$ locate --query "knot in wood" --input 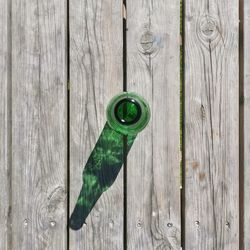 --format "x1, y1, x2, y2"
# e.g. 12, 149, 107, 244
201, 19, 216, 38
140, 31, 154, 53
197, 16, 221, 48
